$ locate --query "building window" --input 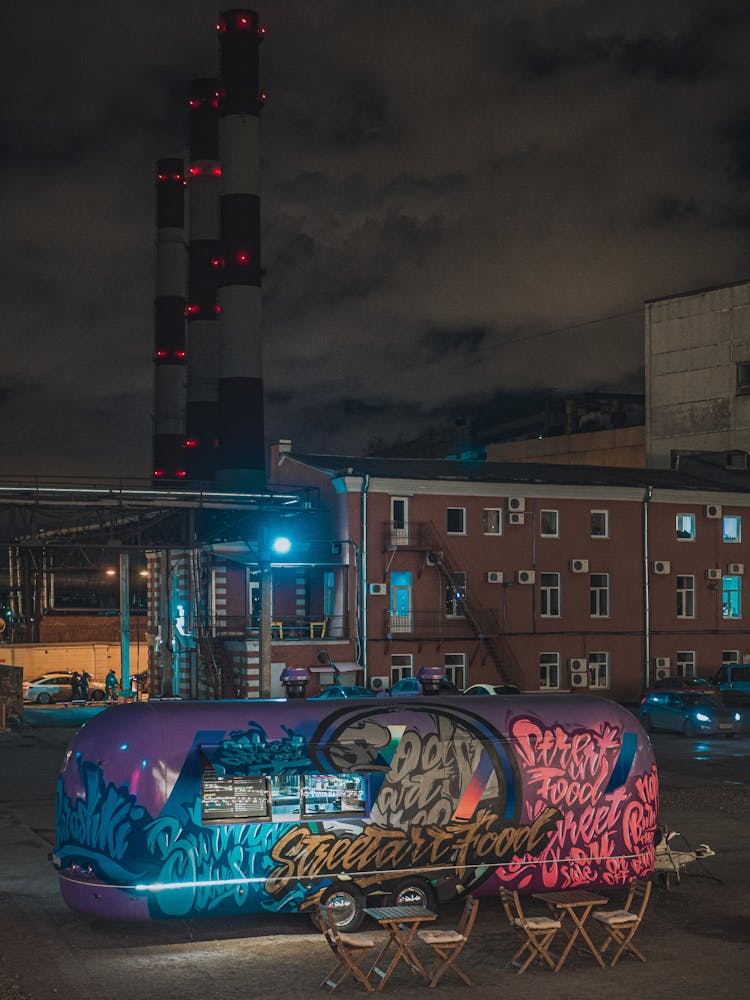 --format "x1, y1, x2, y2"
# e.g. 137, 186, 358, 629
445, 572, 467, 618
722, 649, 741, 665
588, 652, 610, 689
444, 653, 466, 689
722, 575, 742, 619
447, 507, 466, 535
590, 573, 610, 617
676, 513, 696, 540
590, 510, 609, 538
540, 510, 559, 537
483, 508, 502, 535
736, 361, 750, 395
676, 575, 696, 618
323, 570, 335, 617
390, 654, 413, 684
722, 515, 742, 543
539, 652, 560, 689
676, 651, 696, 679
540, 572, 561, 617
